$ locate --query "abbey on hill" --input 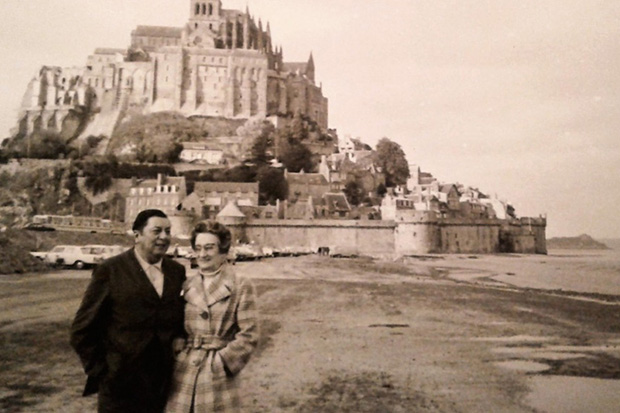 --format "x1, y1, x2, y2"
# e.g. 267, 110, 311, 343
15, 0, 328, 144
